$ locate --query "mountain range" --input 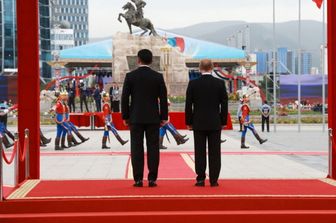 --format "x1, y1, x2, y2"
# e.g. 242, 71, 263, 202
169, 20, 326, 67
